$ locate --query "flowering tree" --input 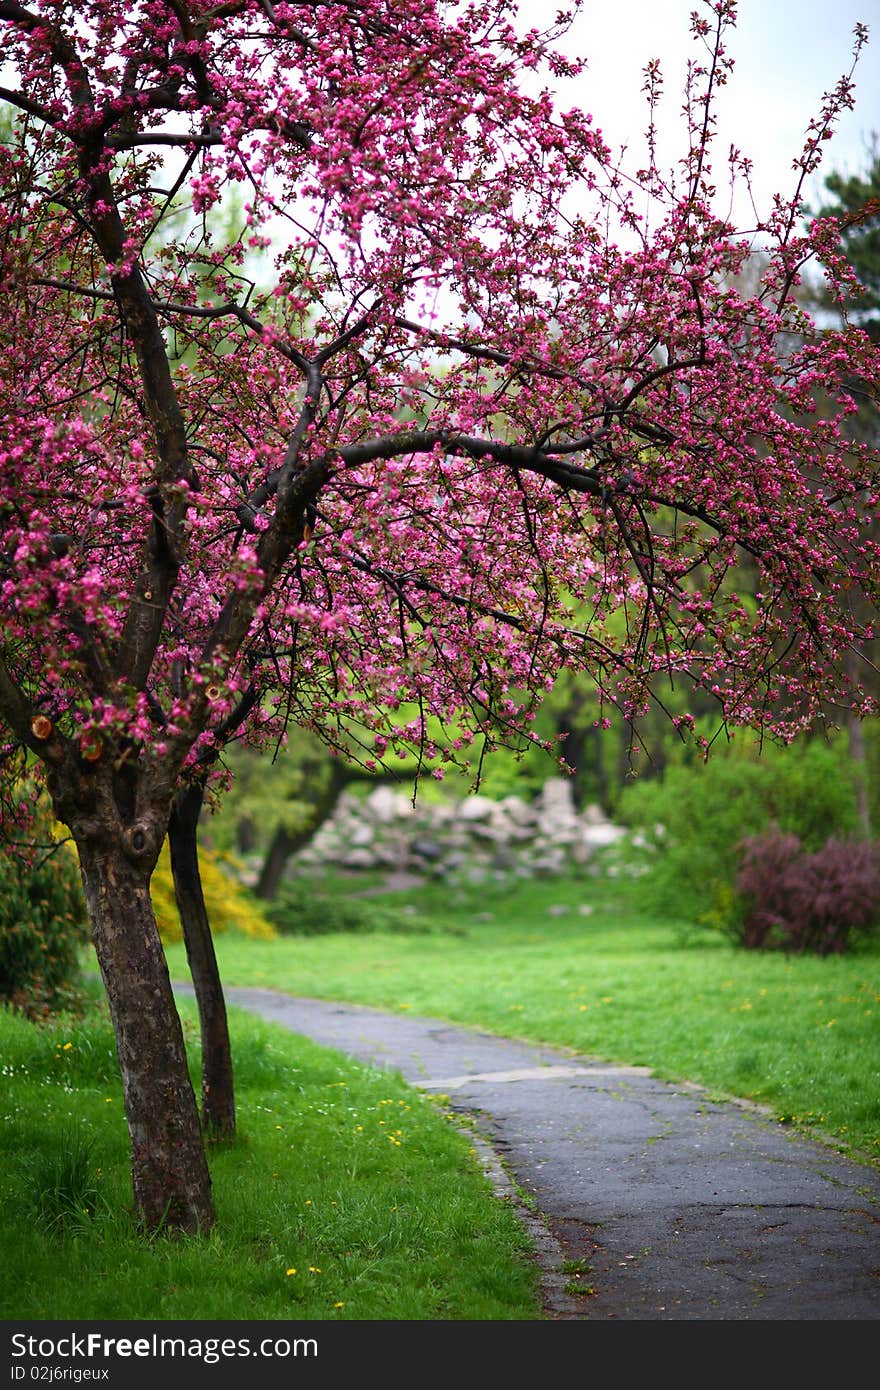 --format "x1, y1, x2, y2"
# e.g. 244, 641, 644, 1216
1, 0, 878, 1232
